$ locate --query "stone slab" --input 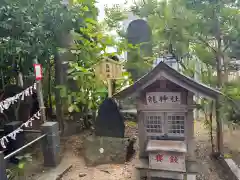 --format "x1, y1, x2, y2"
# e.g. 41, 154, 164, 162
186, 160, 198, 174
136, 168, 184, 180
41, 122, 59, 134
187, 174, 196, 180
83, 135, 128, 166
224, 158, 240, 180
36, 155, 69, 180
136, 158, 198, 175
146, 140, 187, 153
